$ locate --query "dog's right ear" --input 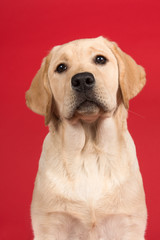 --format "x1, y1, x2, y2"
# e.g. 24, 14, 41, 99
25, 54, 52, 125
